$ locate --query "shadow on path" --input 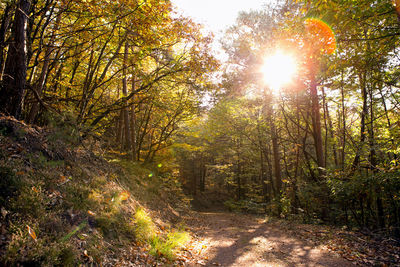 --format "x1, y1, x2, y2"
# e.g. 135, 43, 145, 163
188, 212, 353, 267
